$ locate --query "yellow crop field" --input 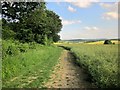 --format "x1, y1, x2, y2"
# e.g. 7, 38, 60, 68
86, 40, 120, 45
